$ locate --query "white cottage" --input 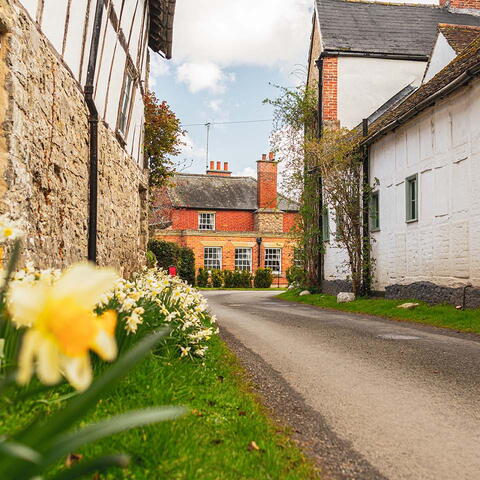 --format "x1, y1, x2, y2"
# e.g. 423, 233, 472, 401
363, 31, 480, 307
0, 0, 176, 275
